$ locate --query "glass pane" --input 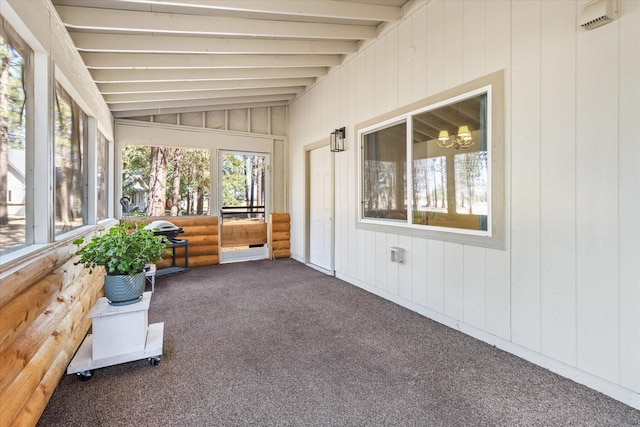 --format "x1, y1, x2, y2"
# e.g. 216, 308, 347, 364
55, 85, 86, 235
221, 153, 266, 223
178, 148, 211, 216
412, 156, 447, 225
0, 29, 27, 254
122, 145, 211, 217
454, 152, 488, 216
362, 122, 407, 221
96, 131, 108, 220
412, 93, 488, 231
